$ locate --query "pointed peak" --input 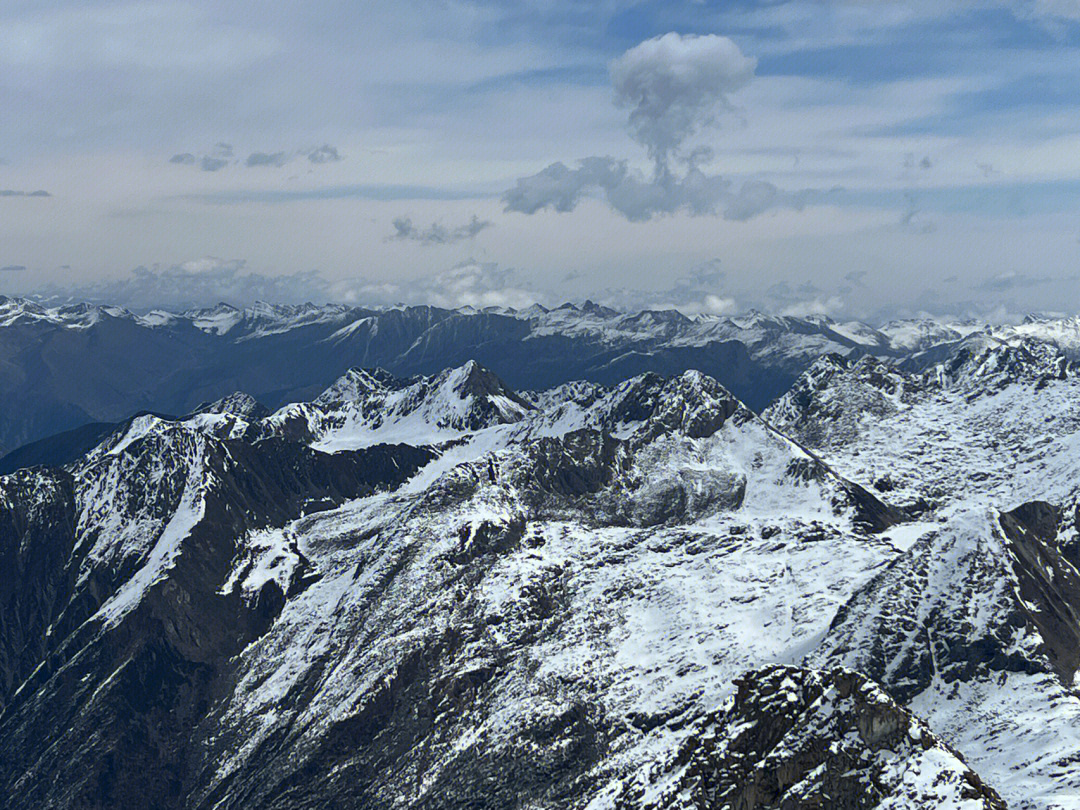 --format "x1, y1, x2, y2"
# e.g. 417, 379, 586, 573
194, 391, 269, 420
